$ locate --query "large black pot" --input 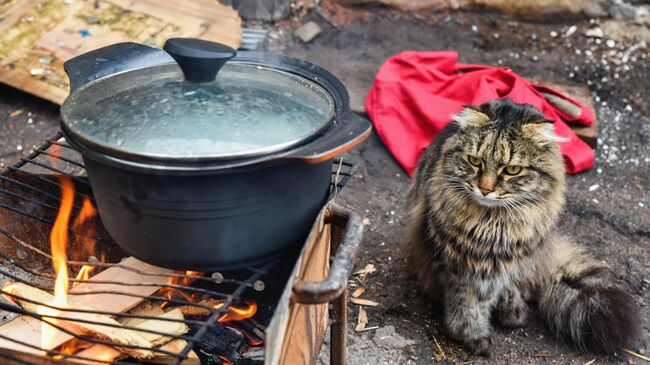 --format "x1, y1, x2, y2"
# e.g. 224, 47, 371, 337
60, 39, 371, 270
